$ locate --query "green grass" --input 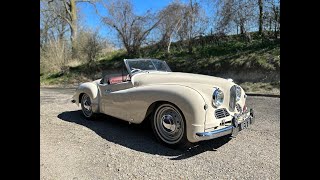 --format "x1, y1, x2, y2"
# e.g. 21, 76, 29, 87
40, 72, 86, 86
239, 81, 280, 95
40, 32, 280, 94
40, 50, 129, 86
